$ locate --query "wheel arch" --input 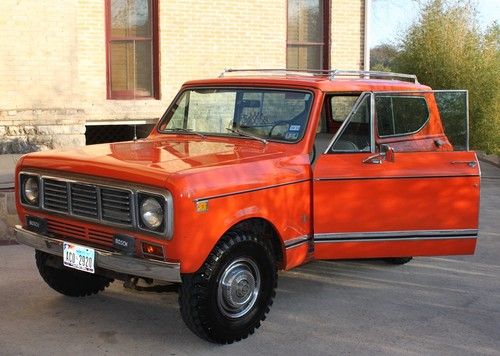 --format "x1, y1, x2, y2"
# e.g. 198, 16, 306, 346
224, 217, 285, 270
